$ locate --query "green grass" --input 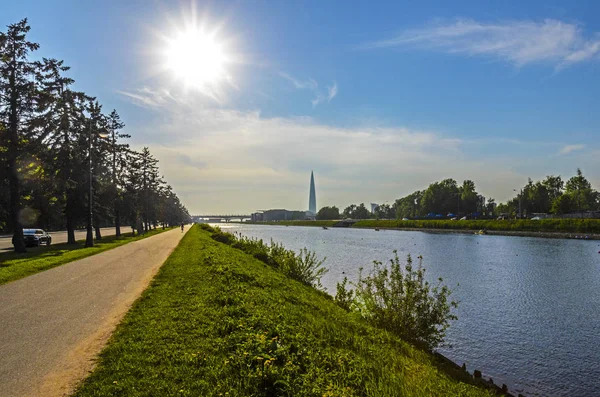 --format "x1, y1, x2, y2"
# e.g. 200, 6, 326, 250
353, 218, 600, 234
0, 227, 174, 285
249, 218, 600, 234
74, 225, 492, 397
